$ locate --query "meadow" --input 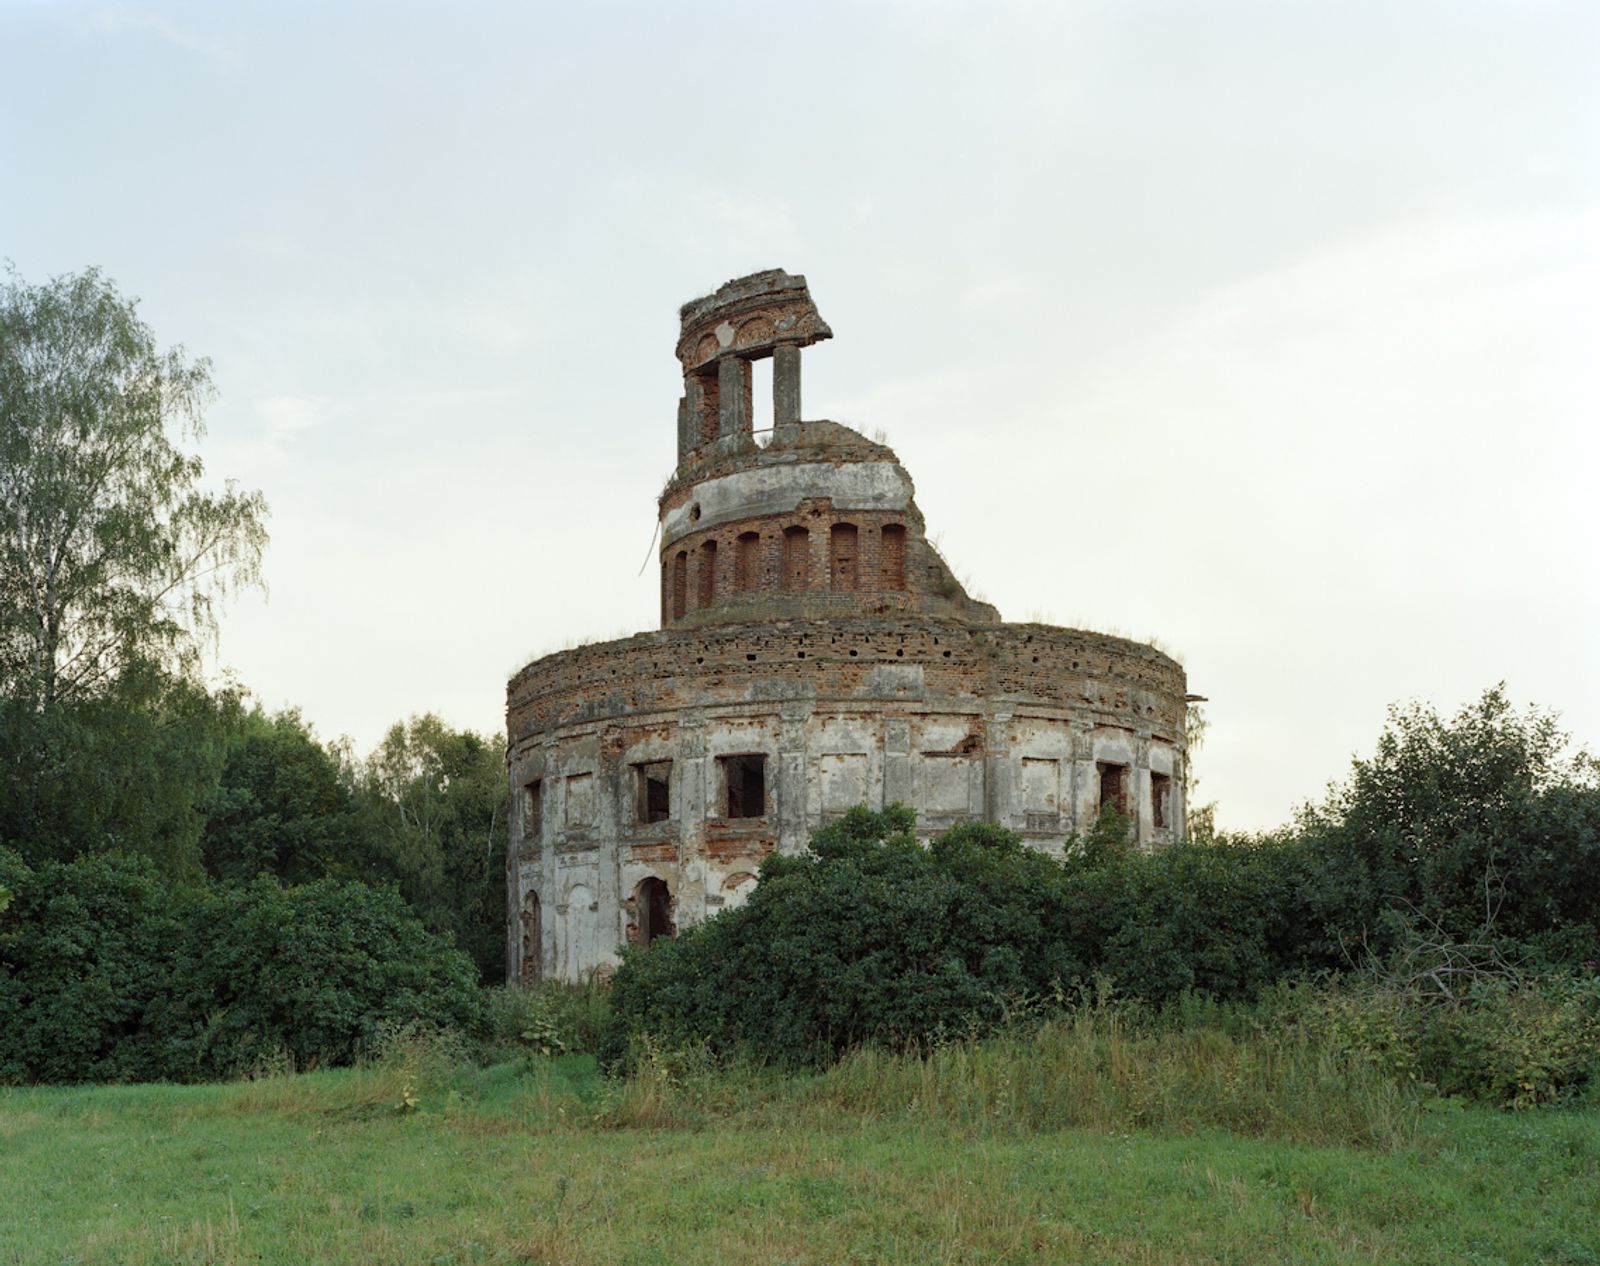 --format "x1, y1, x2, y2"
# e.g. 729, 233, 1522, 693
3, 1016, 1597, 1266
